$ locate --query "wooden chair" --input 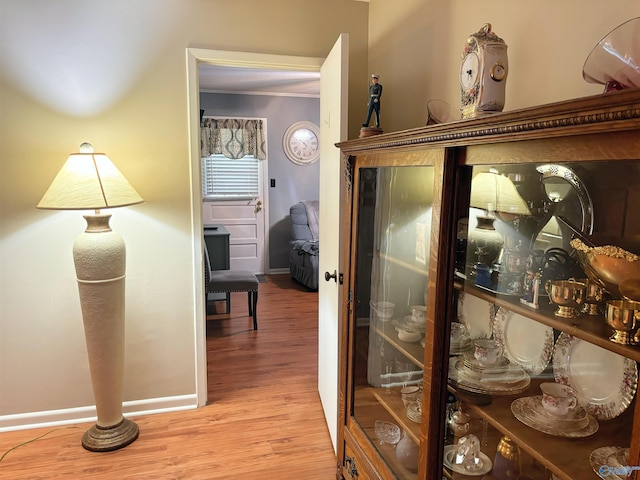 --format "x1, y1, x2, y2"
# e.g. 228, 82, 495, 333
204, 243, 258, 330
